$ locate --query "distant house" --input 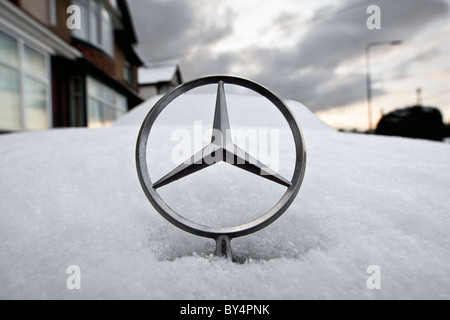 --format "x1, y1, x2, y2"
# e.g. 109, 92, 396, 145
138, 65, 183, 100
0, 0, 143, 132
